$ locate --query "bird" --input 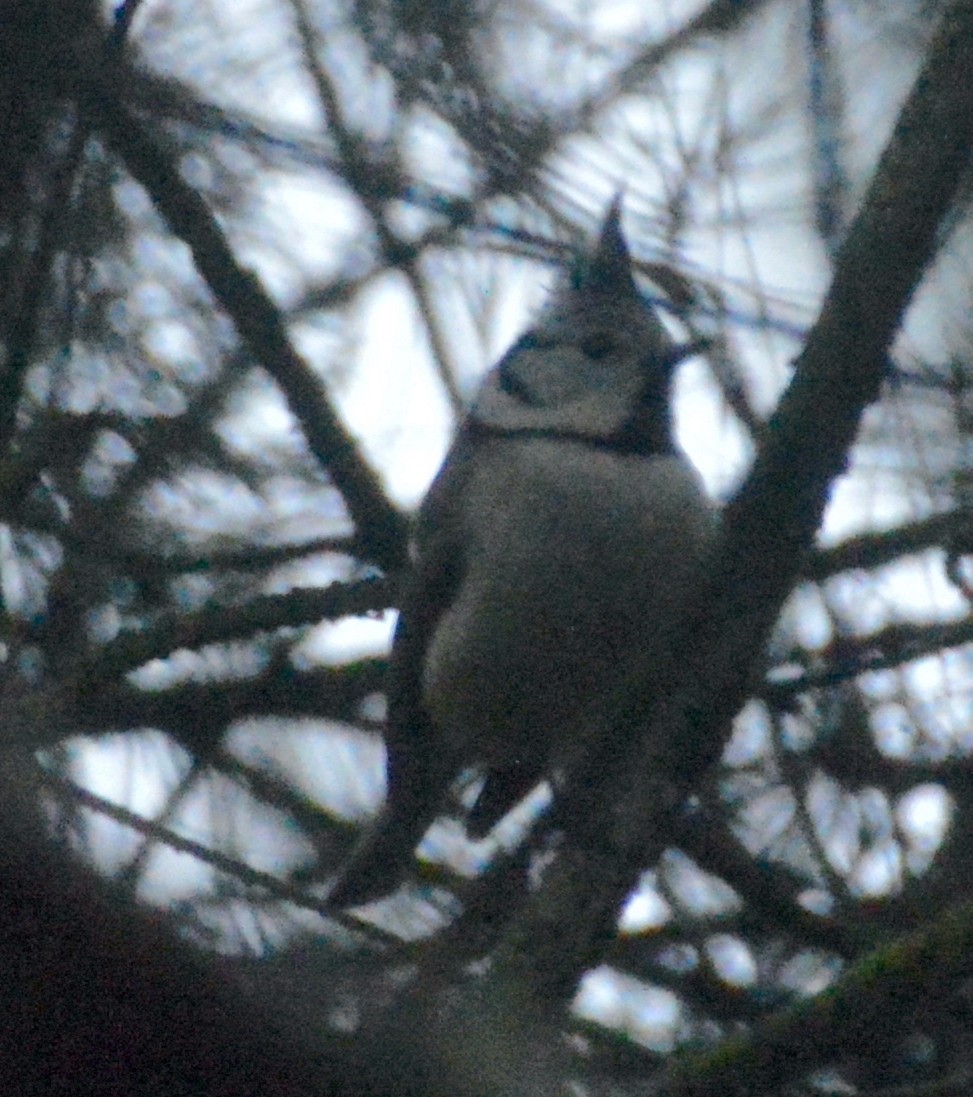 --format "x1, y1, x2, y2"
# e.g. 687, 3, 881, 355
327, 199, 716, 909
